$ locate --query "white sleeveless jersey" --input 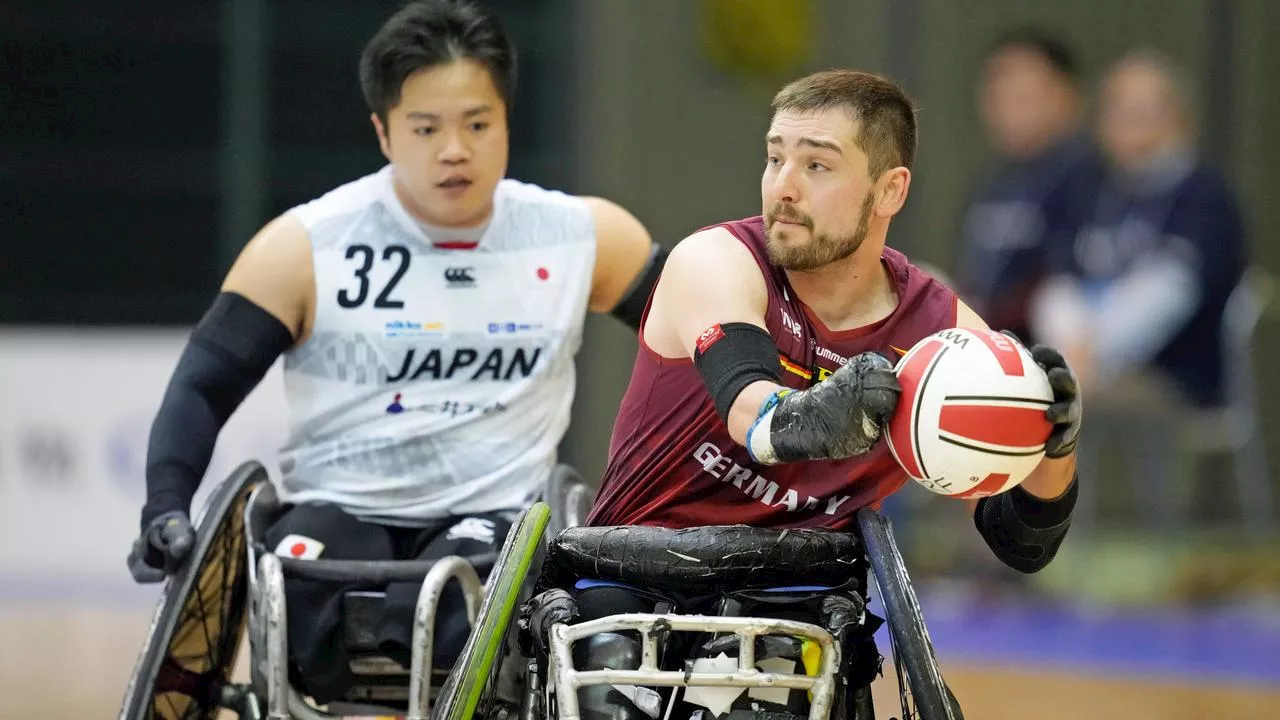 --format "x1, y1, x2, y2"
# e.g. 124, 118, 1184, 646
277, 166, 596, 524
